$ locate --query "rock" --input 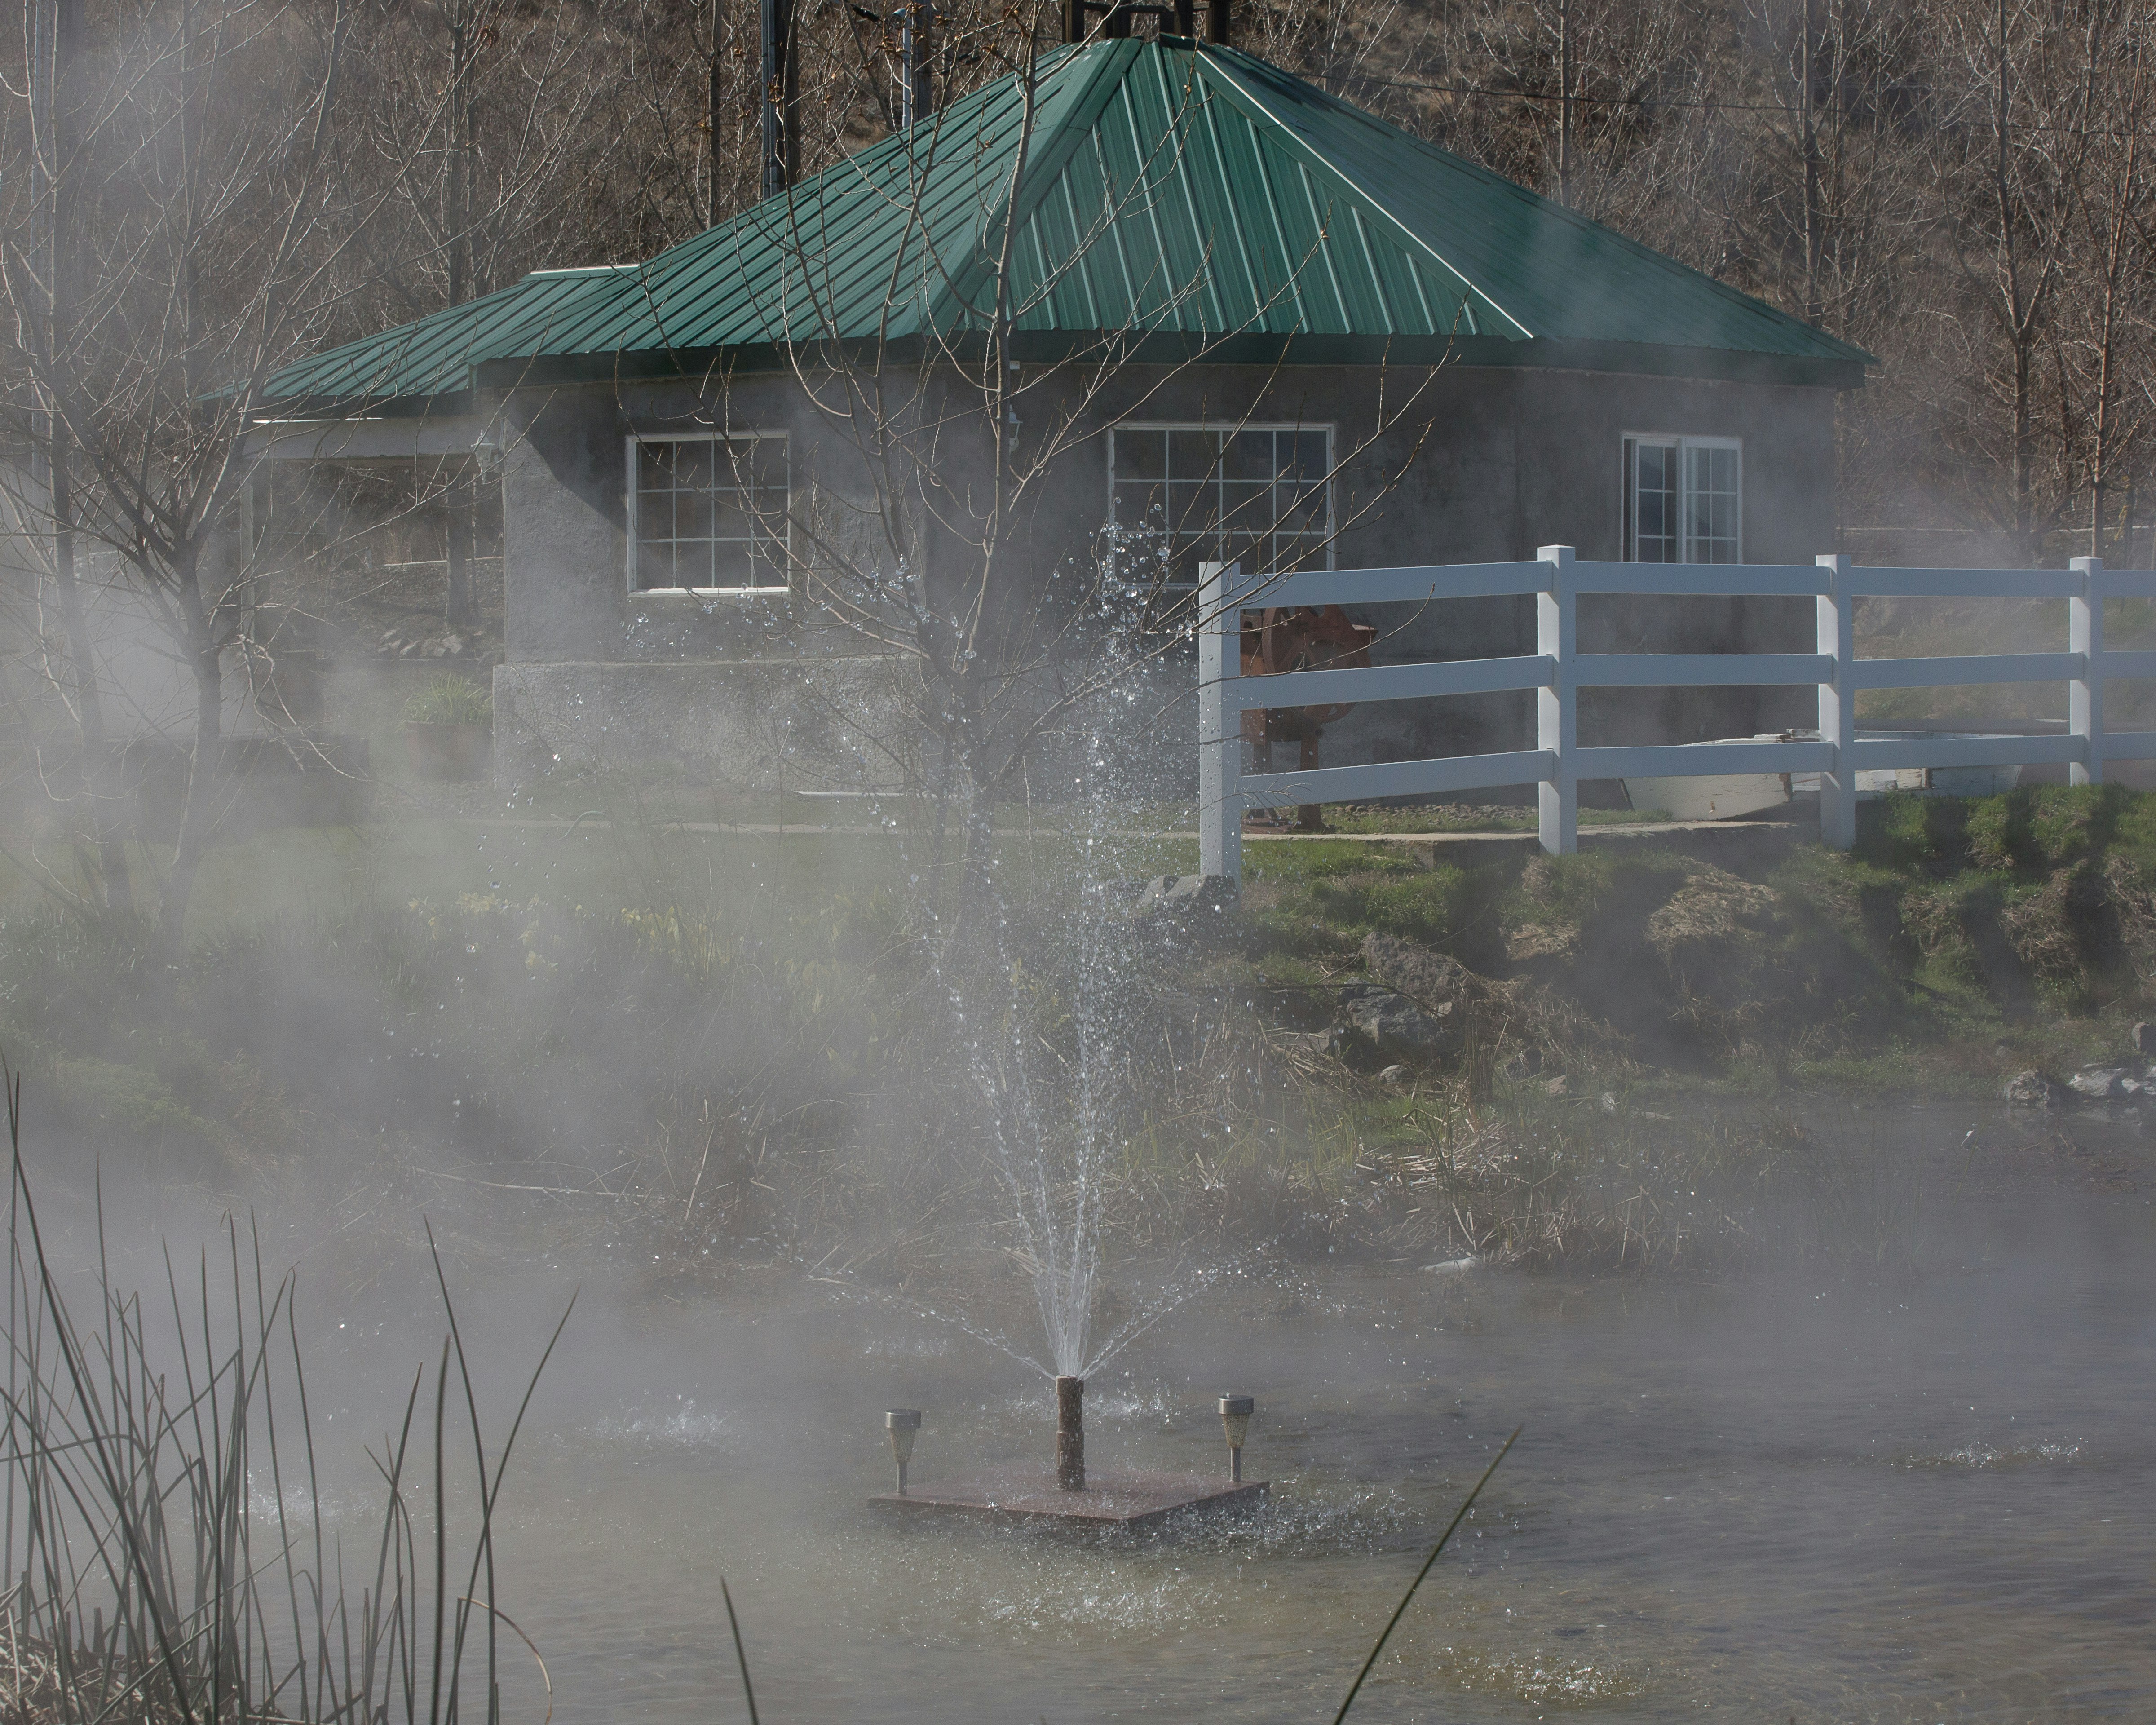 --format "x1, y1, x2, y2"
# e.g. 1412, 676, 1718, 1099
1131, 874, 1237, 918
2067, 1066, 2129, 1100
2004, 1070, 2056, 1106
1338, 985, 1457, 1062
2137, 1021, 2156, 1056
1361, 933, 1471, 1009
